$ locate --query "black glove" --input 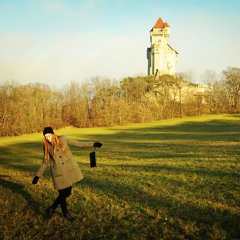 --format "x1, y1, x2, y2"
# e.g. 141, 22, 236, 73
93, 142, 102, 148
32, 176, 39, 184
